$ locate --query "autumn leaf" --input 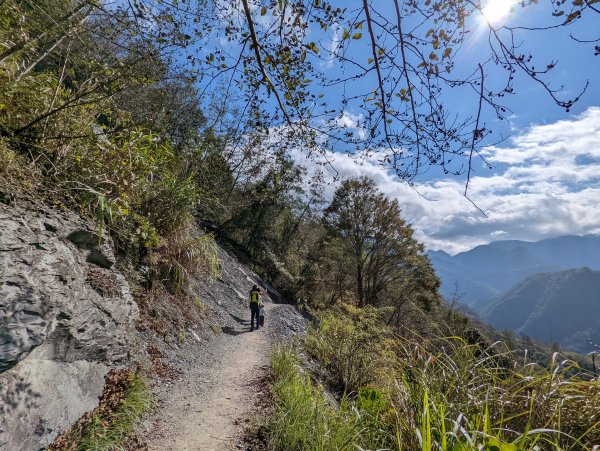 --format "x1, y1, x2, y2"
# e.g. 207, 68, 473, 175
307, 42, 320, 54
563, 11, 581, 24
